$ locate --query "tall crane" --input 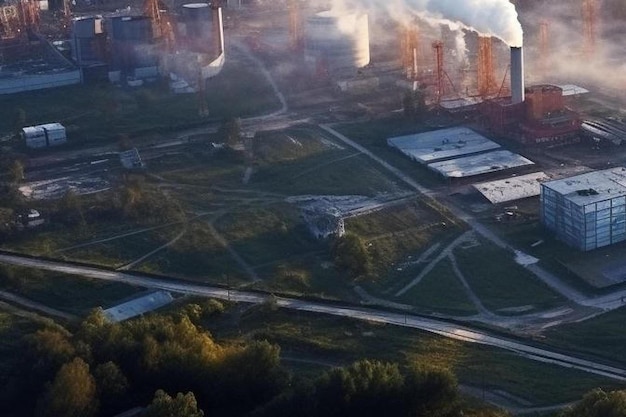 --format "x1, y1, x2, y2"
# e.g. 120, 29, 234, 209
144, 0, 162, 37
144, 0, 175, 50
